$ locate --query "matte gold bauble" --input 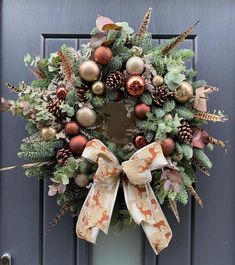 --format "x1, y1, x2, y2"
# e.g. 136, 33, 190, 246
74, 174, 89, 187
126, 56, 144, 75
161, 137, 175, 156
125, 75, 145, 97
79, 60, 100, 82
76, 107, 97, 127
69, 135, 88, 155
41, 127, 56, 141
174, 81, 193, 103
94, 46, 113, 65
152, 75, 164, 87
91, 81, 105, 95
172, 152, 184, 162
